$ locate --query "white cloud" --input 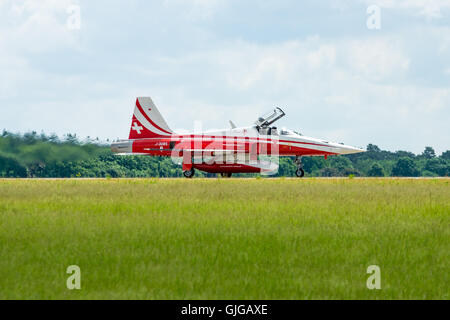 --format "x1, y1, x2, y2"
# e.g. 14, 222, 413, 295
0, 0, 448, 154
343, 38, 410, 81
360, 0, 450, 19
134, 36, 449, 153
193, 36, 409, 94
162, 0, 224, 20
0, 0, 80, 53
0, 50, 31, 98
